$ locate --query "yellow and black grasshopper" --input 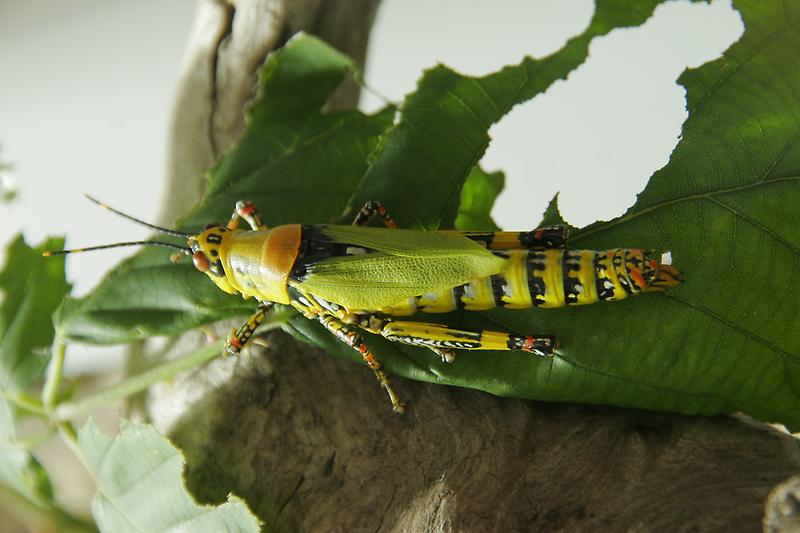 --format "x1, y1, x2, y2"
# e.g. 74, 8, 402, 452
46, 197, 681, 412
